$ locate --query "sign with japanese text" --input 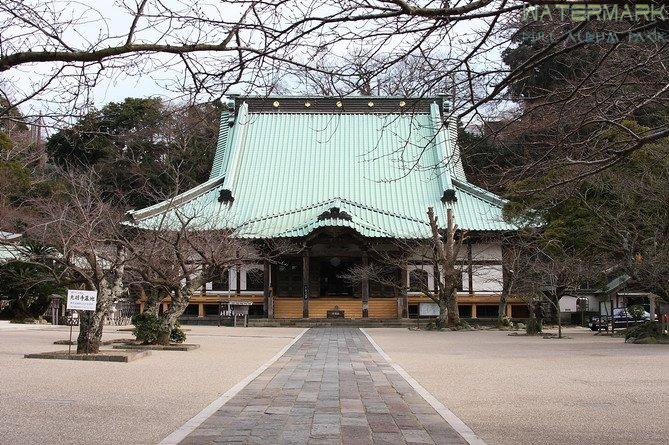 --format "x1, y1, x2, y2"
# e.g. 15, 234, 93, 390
66, 289, 98, 311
